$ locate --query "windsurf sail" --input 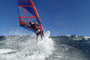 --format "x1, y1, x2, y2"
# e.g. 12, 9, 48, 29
18, 0, 43, 32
